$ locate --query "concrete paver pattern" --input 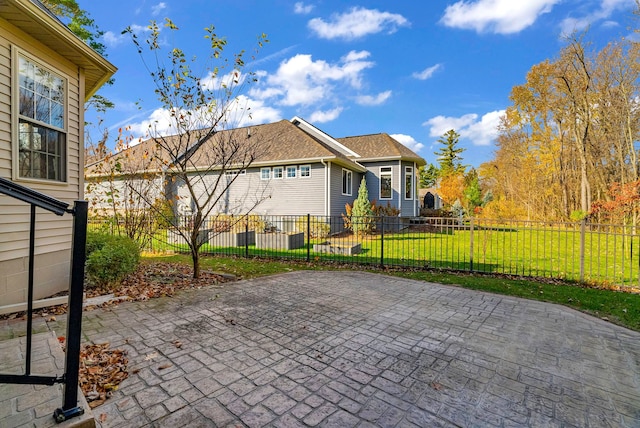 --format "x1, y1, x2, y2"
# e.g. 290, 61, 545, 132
38, 271, 640, 426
